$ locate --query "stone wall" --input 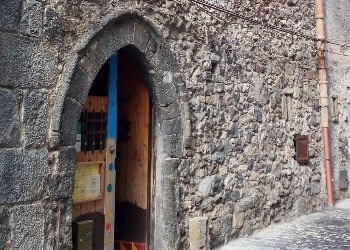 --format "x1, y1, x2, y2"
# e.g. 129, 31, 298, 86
324, 0, 350, 201
0, 0, 330, 249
